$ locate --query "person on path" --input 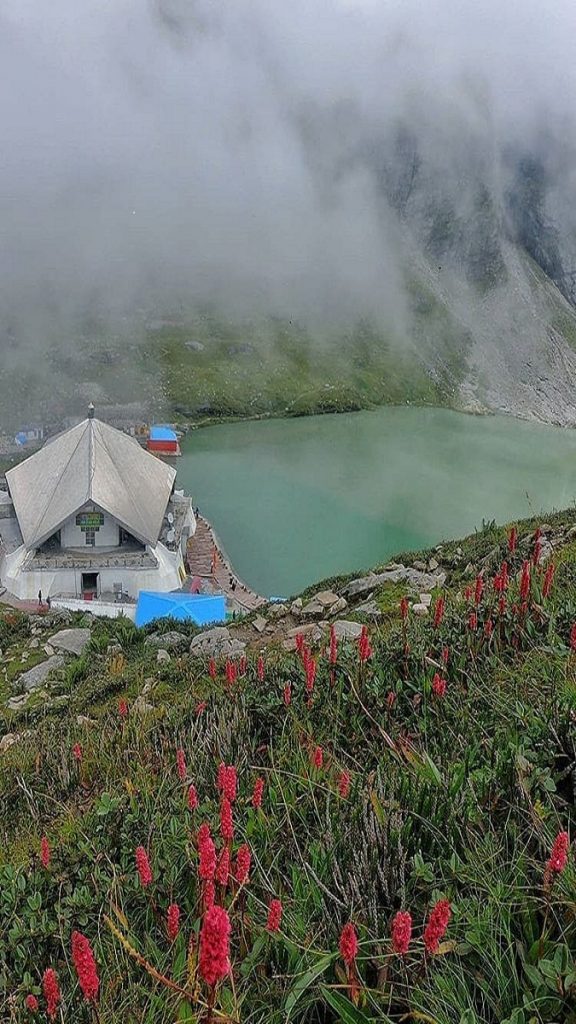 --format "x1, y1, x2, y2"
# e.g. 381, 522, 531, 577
46, 595, 51, 609
38, 589, 42, 606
